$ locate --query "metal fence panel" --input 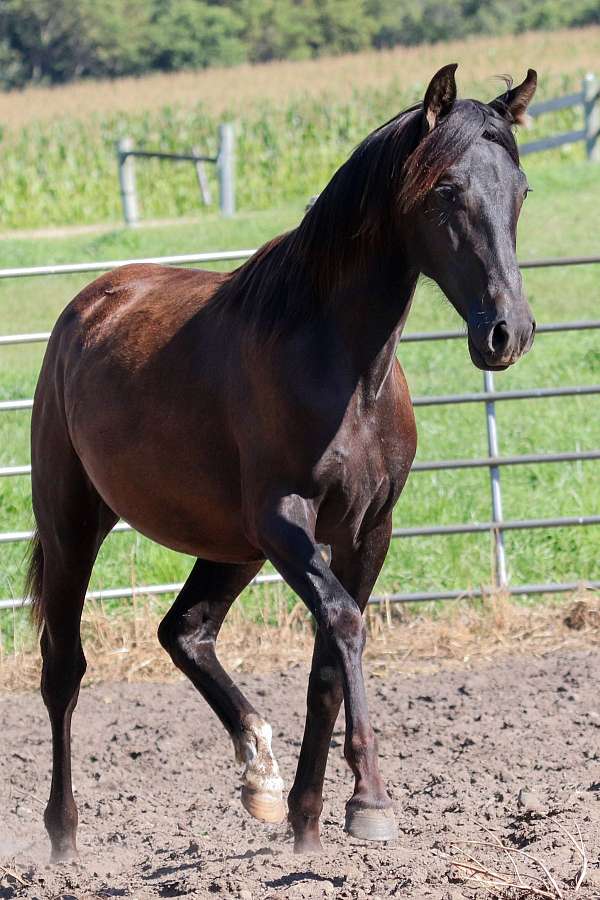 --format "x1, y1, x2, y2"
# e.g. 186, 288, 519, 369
0, 250, 598, 610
